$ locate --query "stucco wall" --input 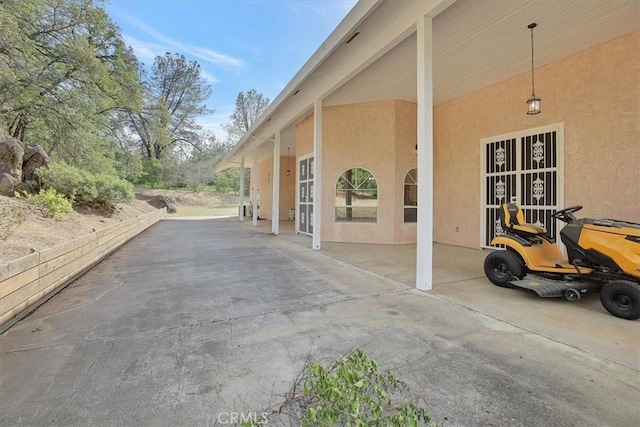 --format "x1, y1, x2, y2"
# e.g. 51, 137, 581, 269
257, 157, 271, 219
255, 156, 296, 221
297, 115, 314, 158
297, 100, 418, 244
323, 101, 396, 243
279, 156, 297, 219
393, 101, 418, 243
434, 31, 640, 248
291, 31, 638, 248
